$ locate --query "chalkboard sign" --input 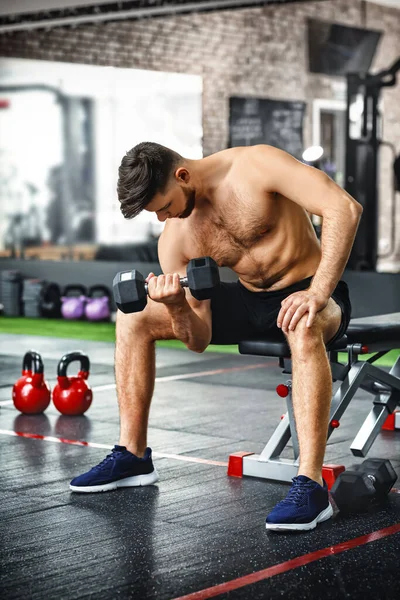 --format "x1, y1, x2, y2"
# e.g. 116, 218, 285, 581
229, 97, 306, 159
